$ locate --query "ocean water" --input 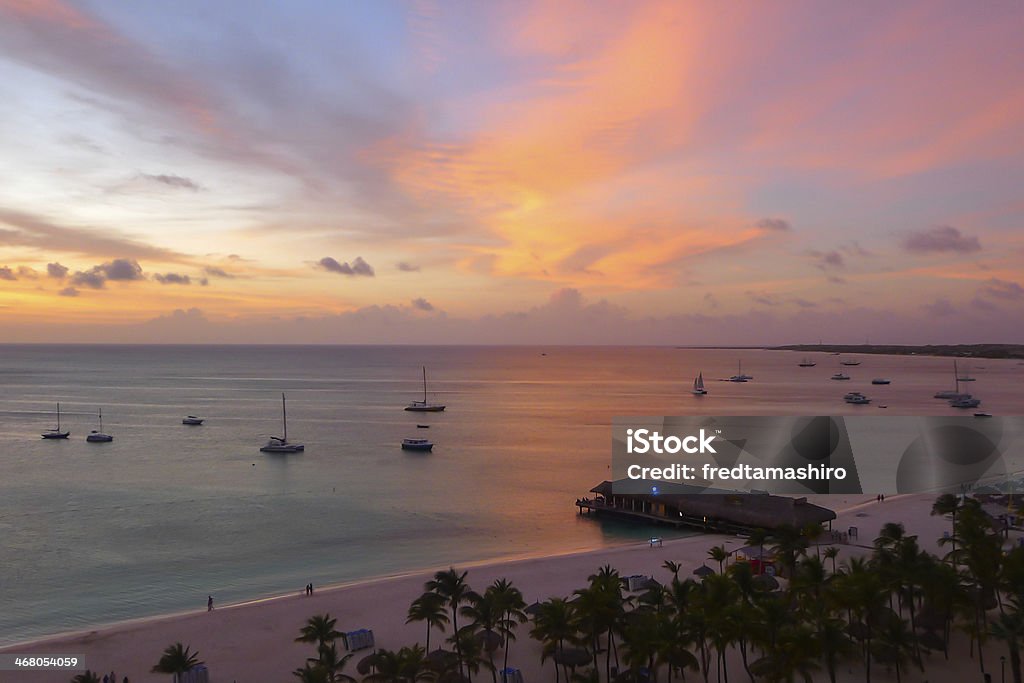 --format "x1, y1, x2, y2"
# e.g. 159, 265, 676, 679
0, 344, 1022, 645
